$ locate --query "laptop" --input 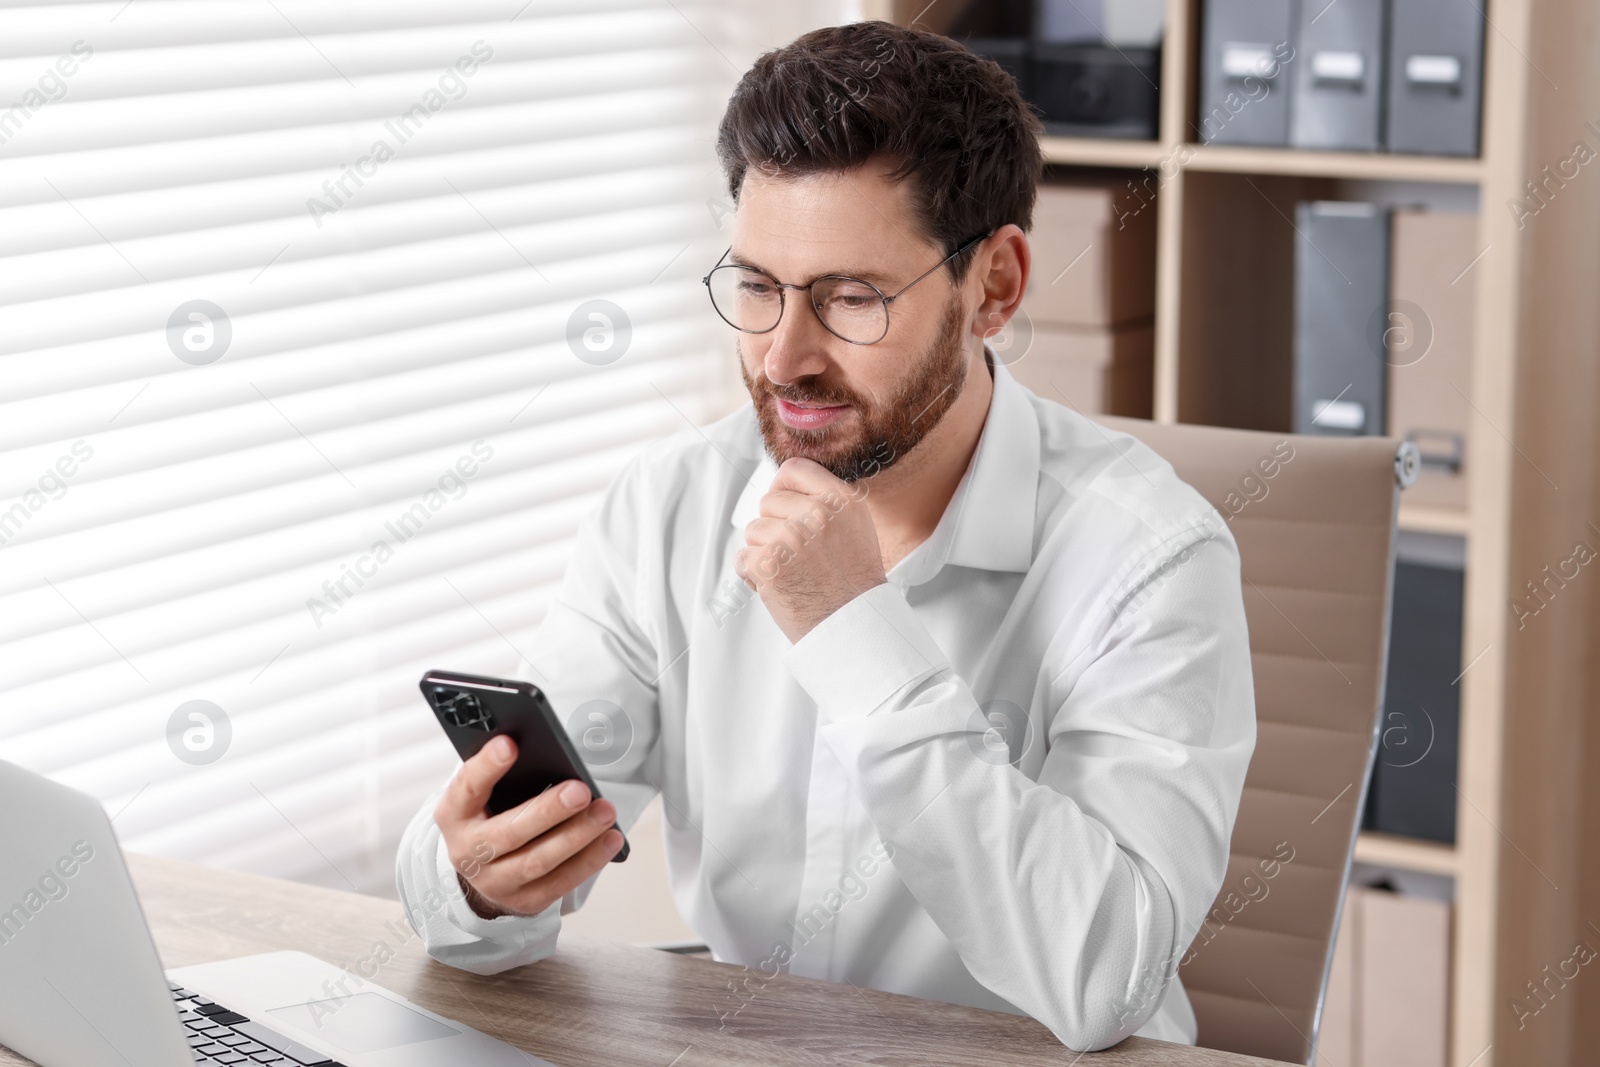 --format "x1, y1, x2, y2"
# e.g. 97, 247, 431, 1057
0, 760, 554, 1067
